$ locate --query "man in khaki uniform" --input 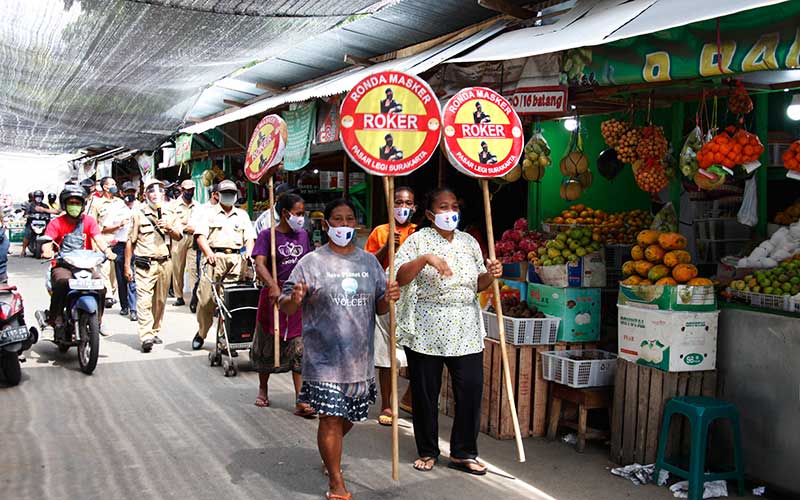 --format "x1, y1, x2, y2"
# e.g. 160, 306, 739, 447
125, 179, 182, 353
90, 176, 122, 307
169, 179, 197, 306
192, 179, 255, 350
